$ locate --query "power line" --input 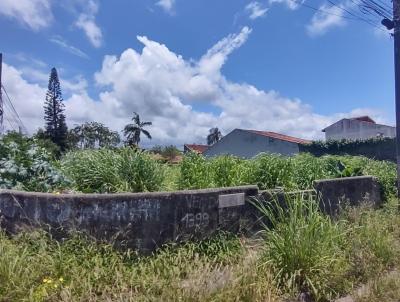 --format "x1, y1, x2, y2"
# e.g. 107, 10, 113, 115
291, 0, 390, 33
1, 85, 28, 134
326, 0, 390, 32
